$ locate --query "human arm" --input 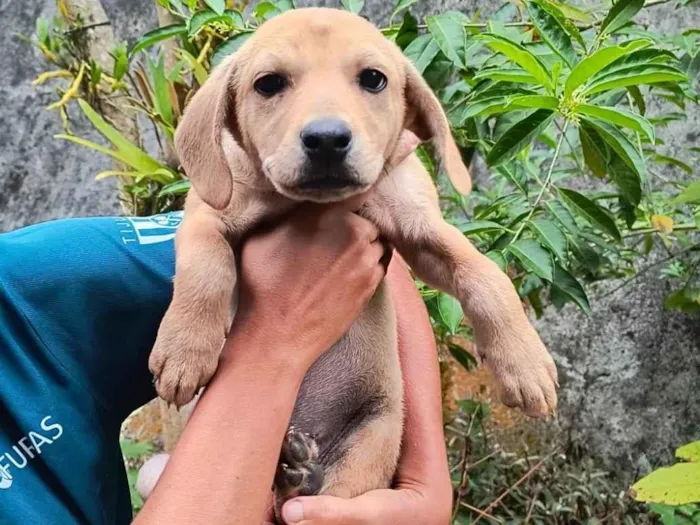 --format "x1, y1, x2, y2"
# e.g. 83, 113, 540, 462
134, 204, 389, 525
278, 254, 453, 525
